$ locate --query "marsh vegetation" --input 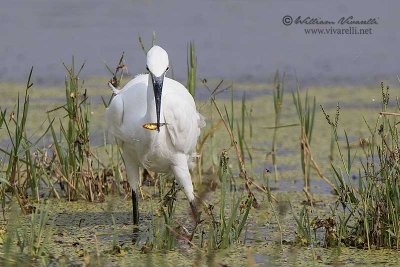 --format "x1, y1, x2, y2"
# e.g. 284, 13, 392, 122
0, 40, 399, 266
